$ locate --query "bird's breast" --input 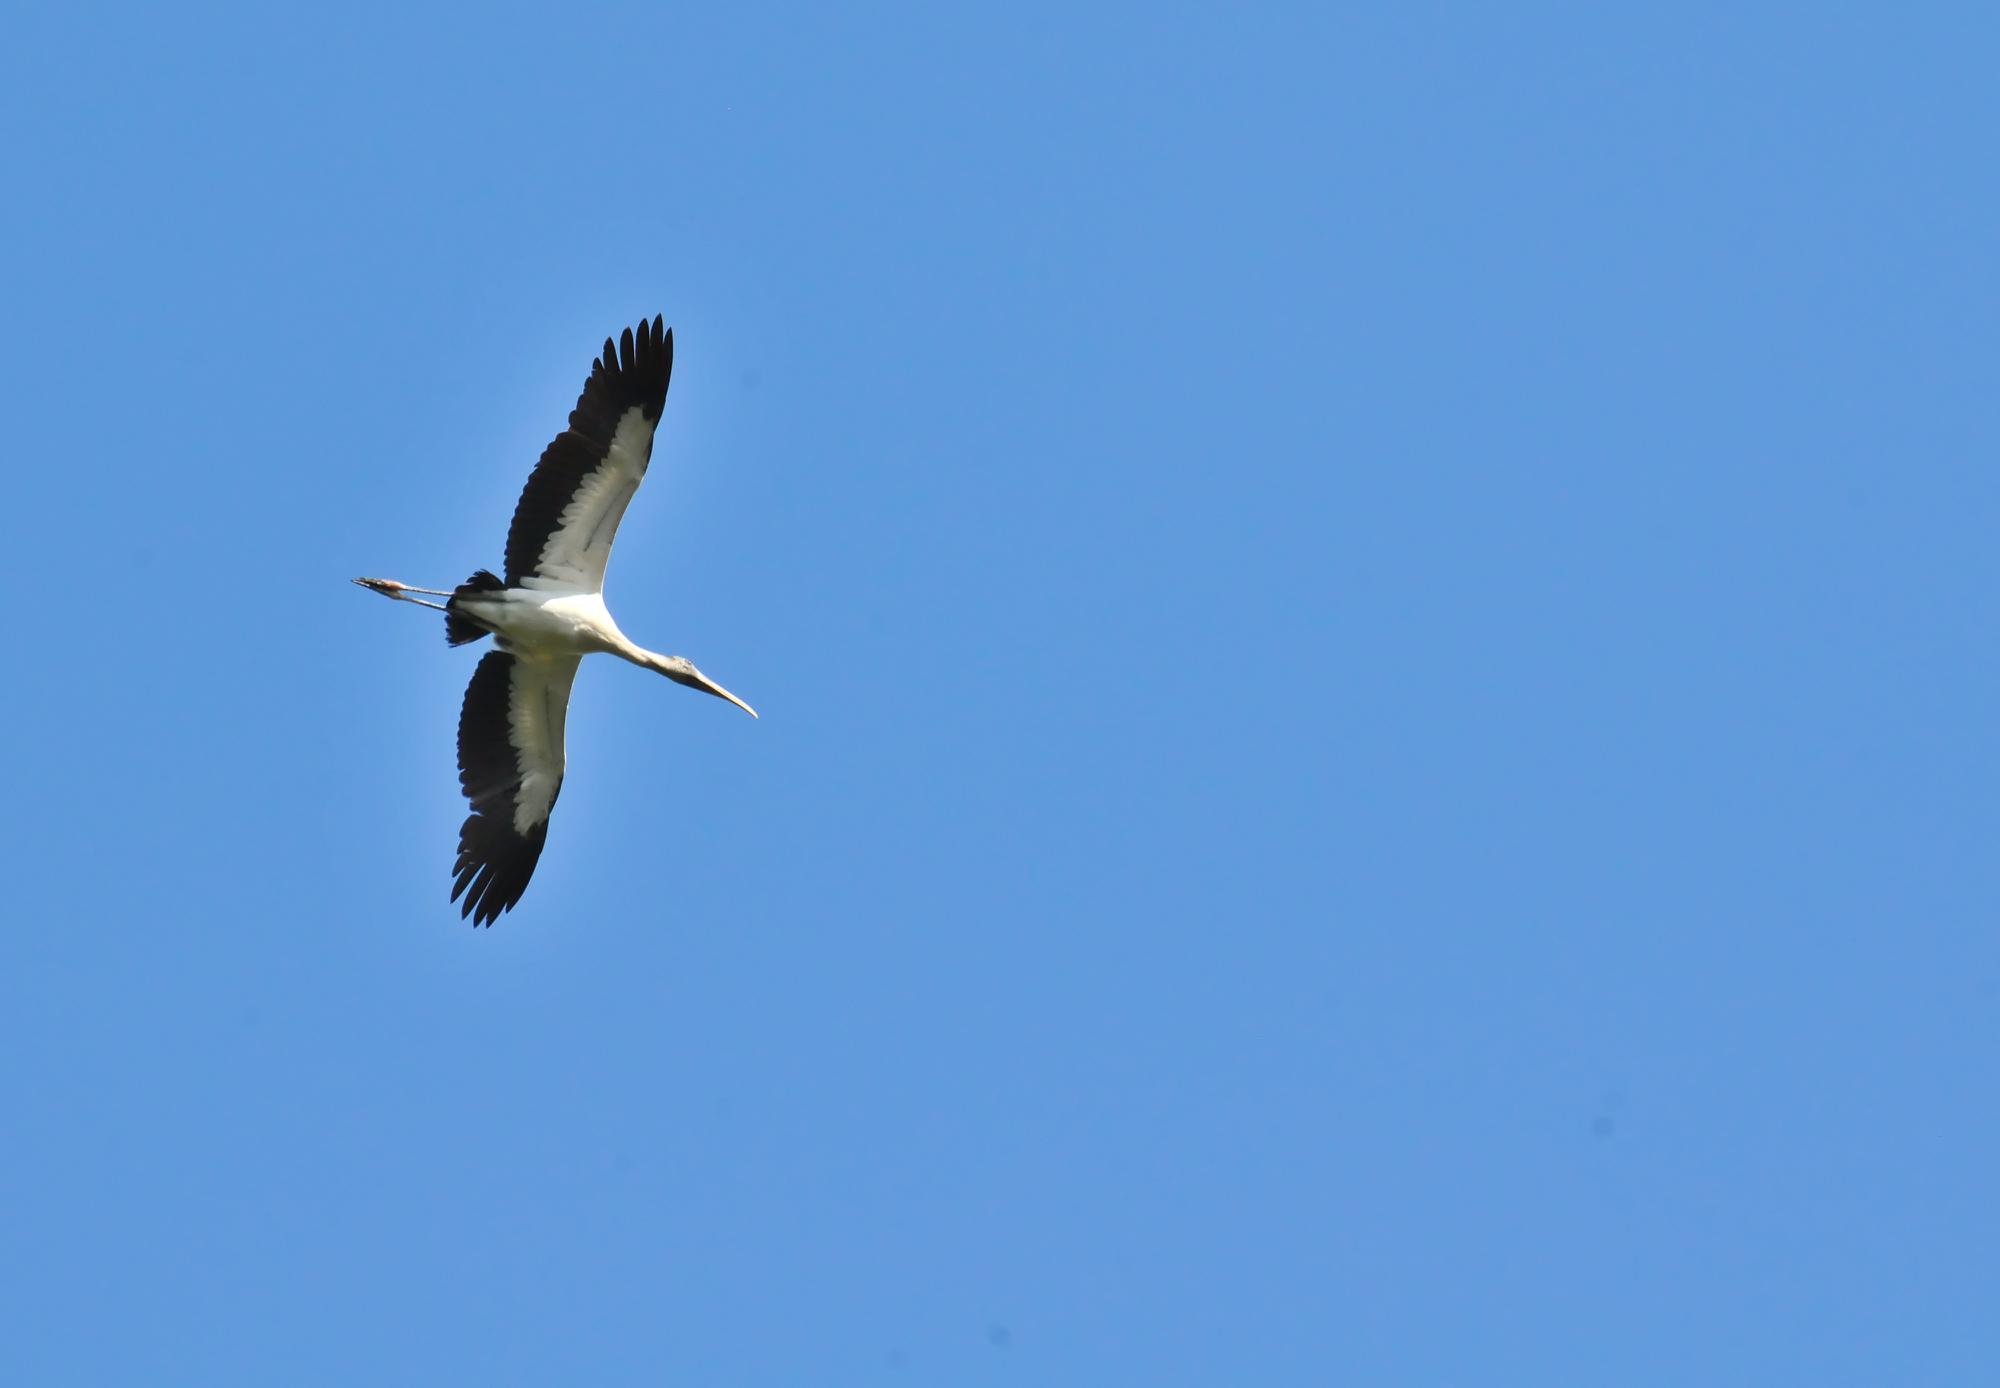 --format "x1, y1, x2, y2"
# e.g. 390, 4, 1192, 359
475, 588, 624, 657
